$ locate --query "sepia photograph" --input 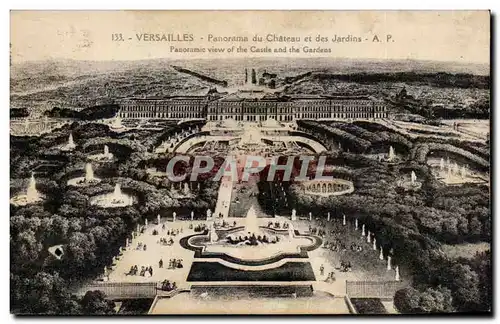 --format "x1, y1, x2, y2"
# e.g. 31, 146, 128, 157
9, 10, 491, 315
